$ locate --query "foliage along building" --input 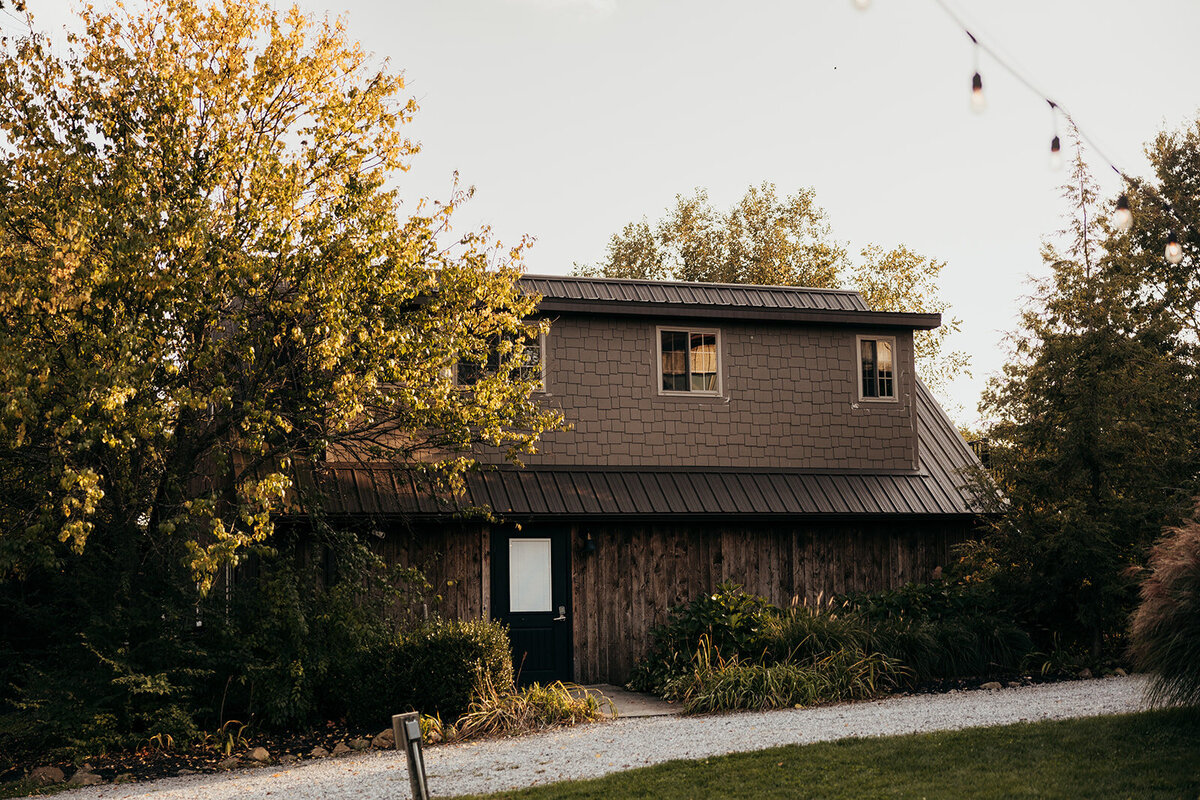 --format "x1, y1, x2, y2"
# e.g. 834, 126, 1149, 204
312, 275, 986, 685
